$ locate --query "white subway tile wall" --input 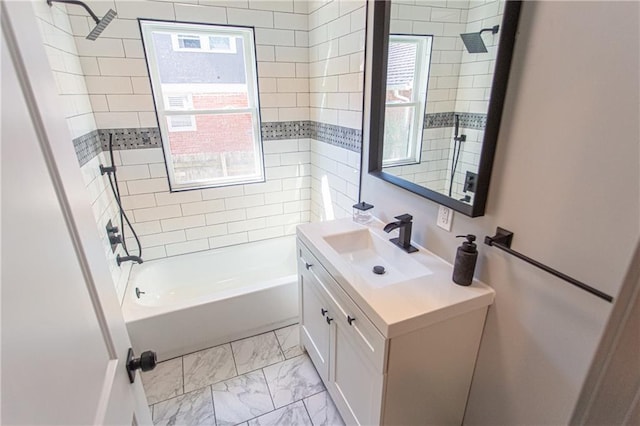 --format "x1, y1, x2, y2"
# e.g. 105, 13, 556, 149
35, 2, 133, 303
63, 0, 312, 126
308, 0, 365, 219
34, 1, 97, 139
36, 0, 365, 269
110, 140, 311, 257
